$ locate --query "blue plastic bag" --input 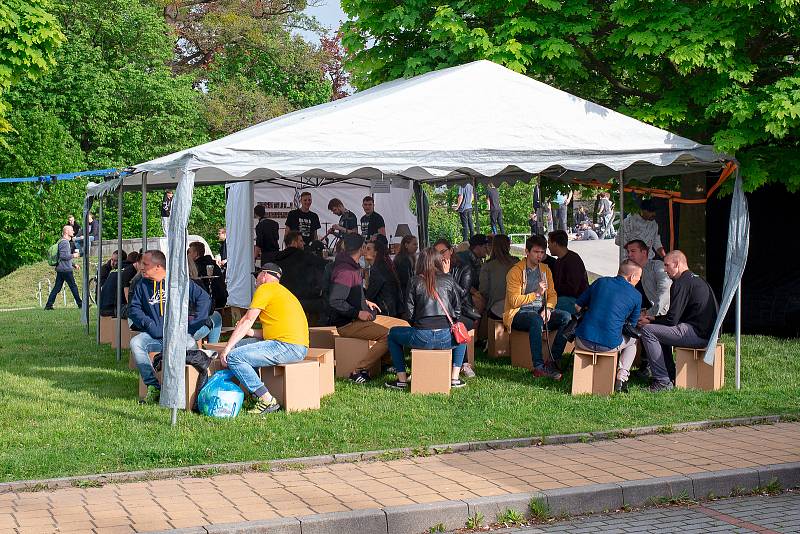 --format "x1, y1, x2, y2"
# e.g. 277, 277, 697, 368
197, 370, 245, 418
